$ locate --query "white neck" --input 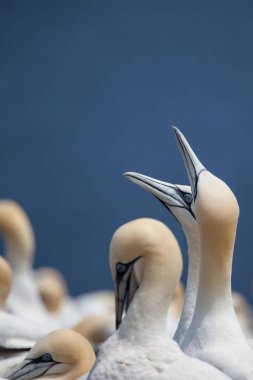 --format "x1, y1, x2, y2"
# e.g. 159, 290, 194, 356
5, 238, 32, 272
182, 229, 246, 352
174, 227, 200, 344
119, 254, 174, 342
